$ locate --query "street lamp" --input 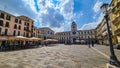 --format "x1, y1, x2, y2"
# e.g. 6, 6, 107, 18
100, 3, 120, 66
